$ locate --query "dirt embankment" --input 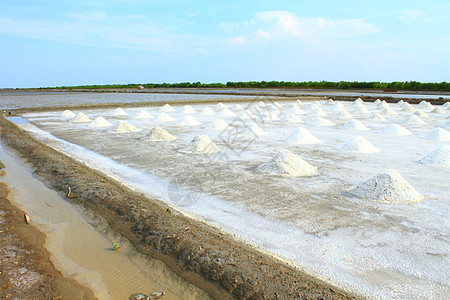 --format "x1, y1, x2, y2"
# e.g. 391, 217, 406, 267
0, 182, 96, 299
0, 116, 357, 299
